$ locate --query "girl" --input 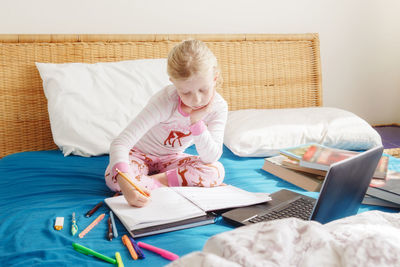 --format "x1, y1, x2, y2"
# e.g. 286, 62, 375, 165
105, 40, 228, 207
